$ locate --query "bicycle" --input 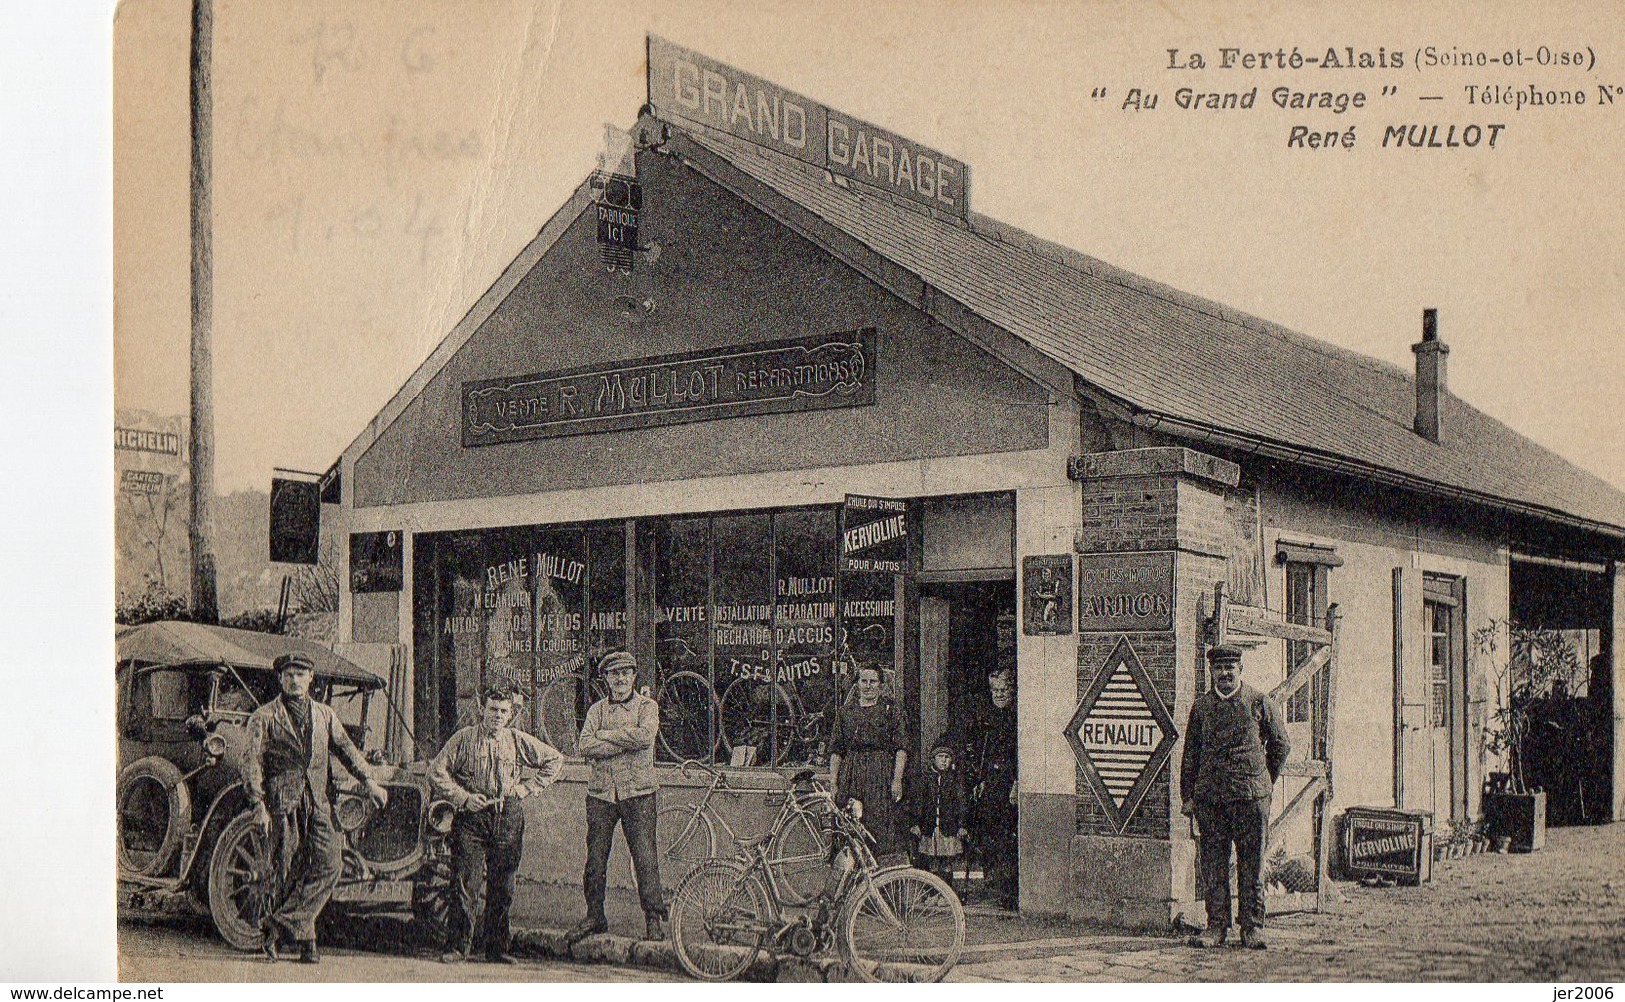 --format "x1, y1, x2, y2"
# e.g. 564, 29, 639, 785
657, 760, 828, 900
668, 795, 966, 983
653, 636, 725, 764
717, 655, 896, 766
534, 664, 606, 757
